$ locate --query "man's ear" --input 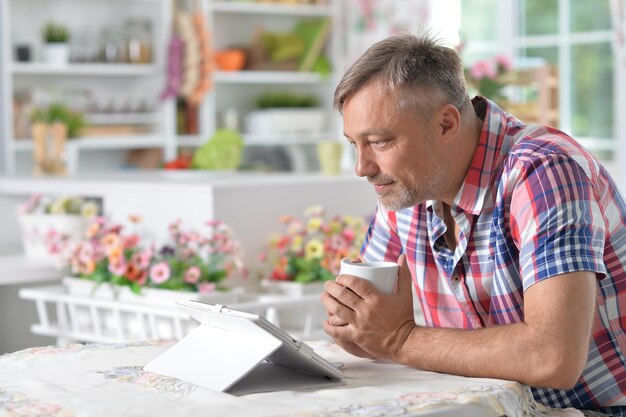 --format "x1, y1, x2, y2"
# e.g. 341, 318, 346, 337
435, 104, 461, 143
